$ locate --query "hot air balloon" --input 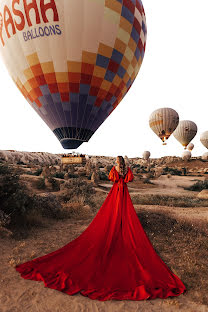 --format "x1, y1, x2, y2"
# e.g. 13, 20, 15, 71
143, 151, 150, 160
173, 121, 197, 149
0, 0, 147, 149
182, 151, 191, 161
200, 131, 208, 149
202, 152, 208, 160
149, 108, 179, 145
187, 143, 194, 151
